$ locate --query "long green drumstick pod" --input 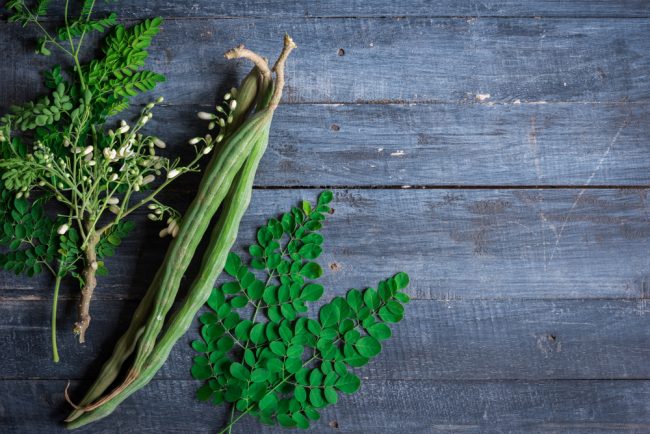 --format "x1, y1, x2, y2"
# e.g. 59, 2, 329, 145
66, 35, 296, 427
68, 126, 271, 429
65, 68, 263, 417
